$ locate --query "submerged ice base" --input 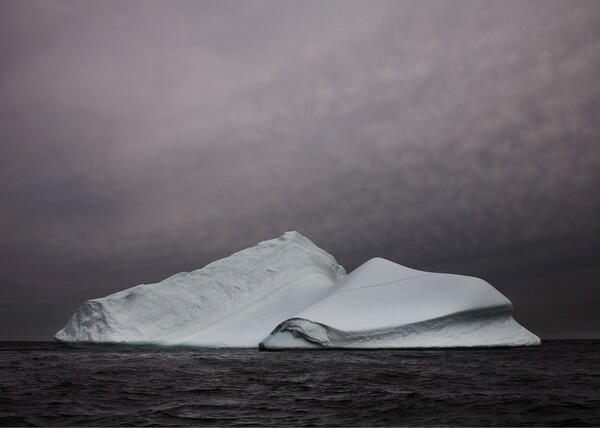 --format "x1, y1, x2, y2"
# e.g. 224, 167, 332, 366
56, 232, 540, 349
